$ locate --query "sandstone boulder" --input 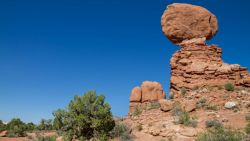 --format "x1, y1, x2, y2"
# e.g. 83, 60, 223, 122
161, 3, 218, 44
130, 86, 142, 102
183, 100, 197, 112
159, 99, 173, 112
141, 81, 165, 102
